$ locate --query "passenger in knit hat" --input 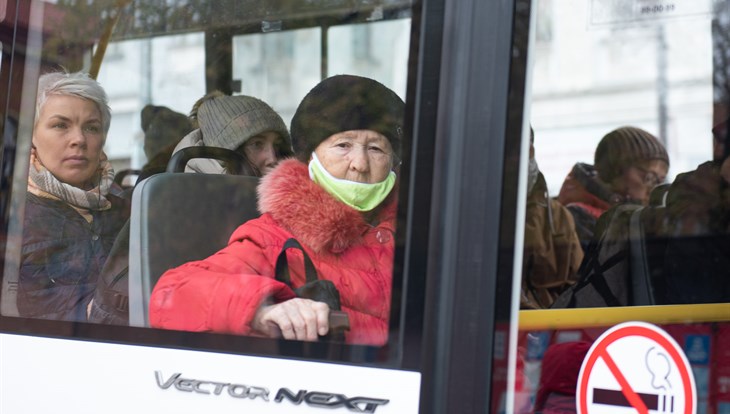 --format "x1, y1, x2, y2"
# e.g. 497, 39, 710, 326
172, 93, 292, 176
594, 126, 669, 185
594, 126, 669, 205
558, 126, 669, 251
290, 74, 405, 162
